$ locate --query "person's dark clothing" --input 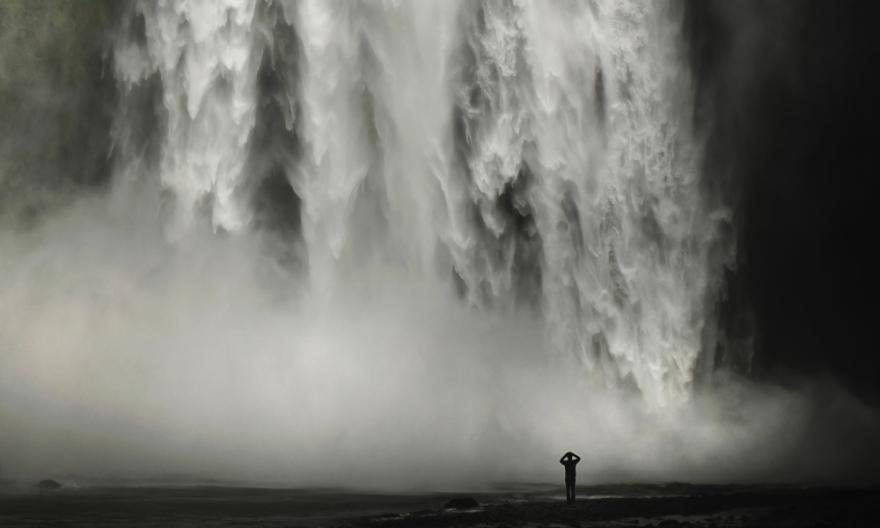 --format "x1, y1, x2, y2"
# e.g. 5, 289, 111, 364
559, 451, 580, 504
